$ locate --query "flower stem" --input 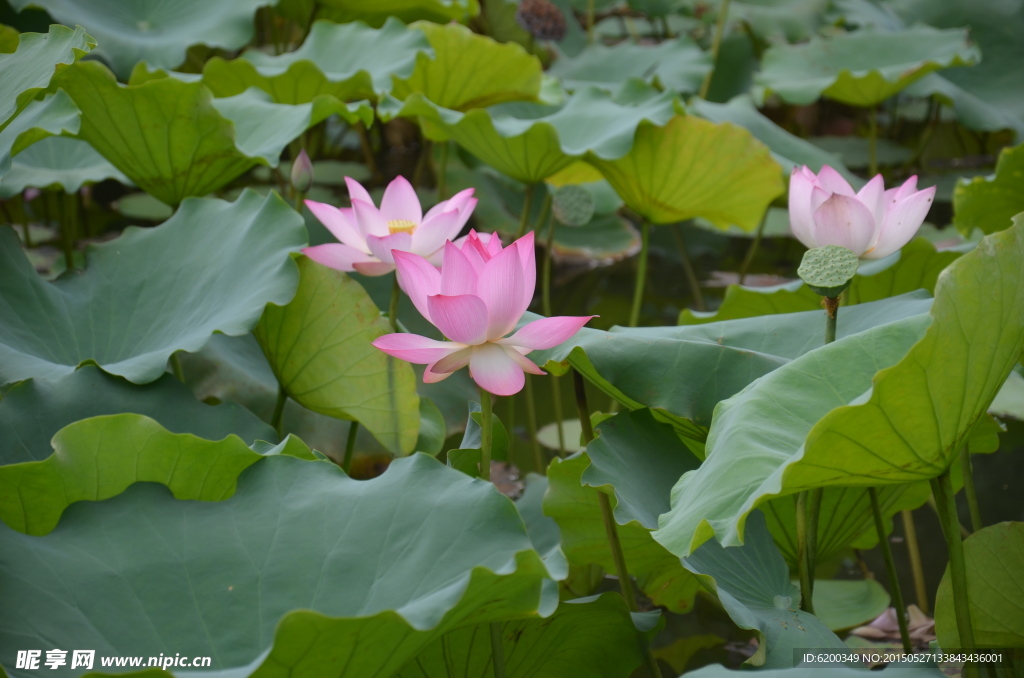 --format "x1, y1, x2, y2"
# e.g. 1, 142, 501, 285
796, 492, 815, 614
480, 390, 494, 482
699, 0, 732, 100
389, 274, 401, 333
61, 191, 78, 271
342, 422, 358, 475
868, 106, 879, 177
524, 377, 544, 473
479, 389, 507, 678
870, 487, 913, 654
738, 210, 767, 285
551, 376, 566, 455
437, 141, 449, 200
931, 466, 978, 660
671, 224, 706, 312
356, 121, 378, 179
573, 369, 663, 678
542, 199, 557, 318
271, 385, 287, 438
960, 446, 983, 533
628, 220, 650, 327
586, 0, 595, 44
823, 296, 839, 343
517, 183, 535, 238
489, 622, 507, 678
901, 509, 930, 615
